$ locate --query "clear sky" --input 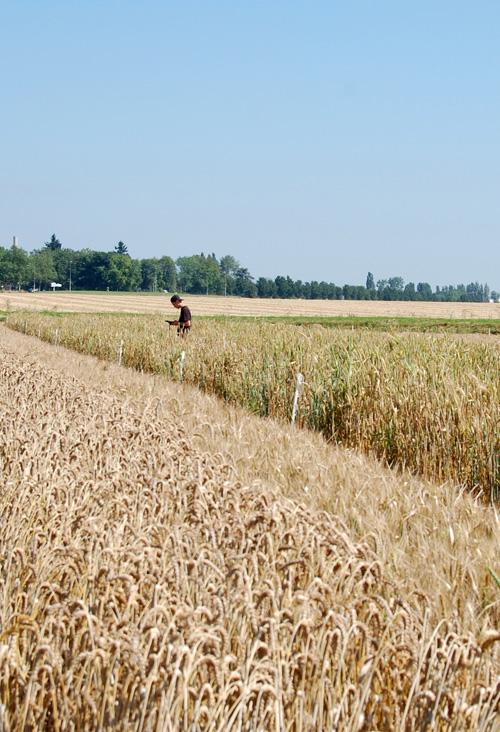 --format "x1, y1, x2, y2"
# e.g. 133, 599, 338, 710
1, 1, 499, 288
